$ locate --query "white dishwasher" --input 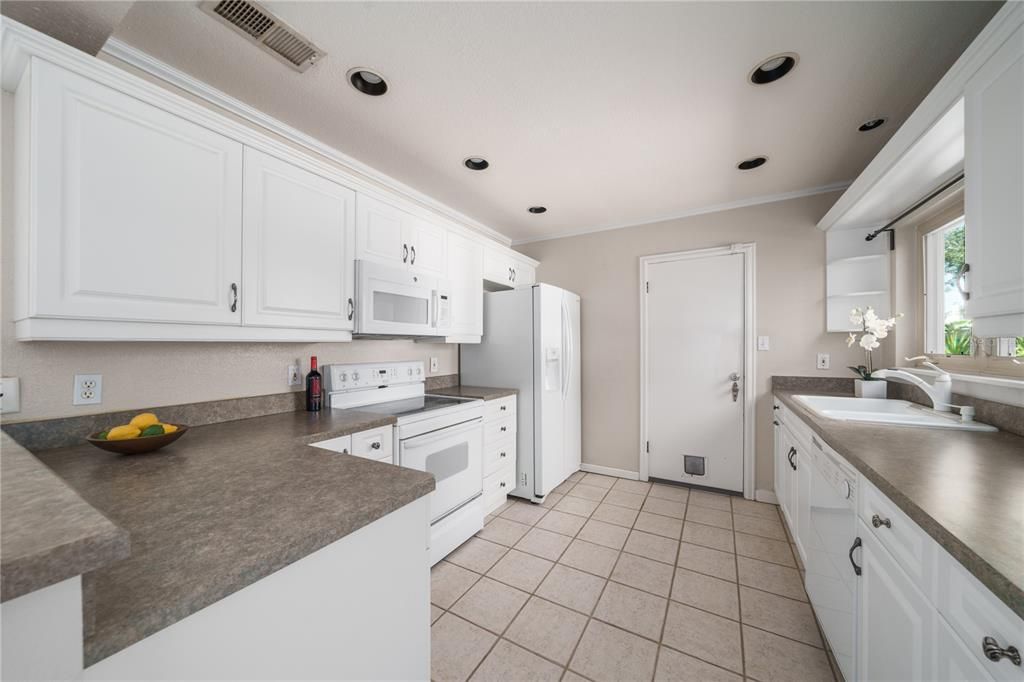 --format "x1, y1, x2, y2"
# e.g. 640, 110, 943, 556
803, 437, 860, 682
